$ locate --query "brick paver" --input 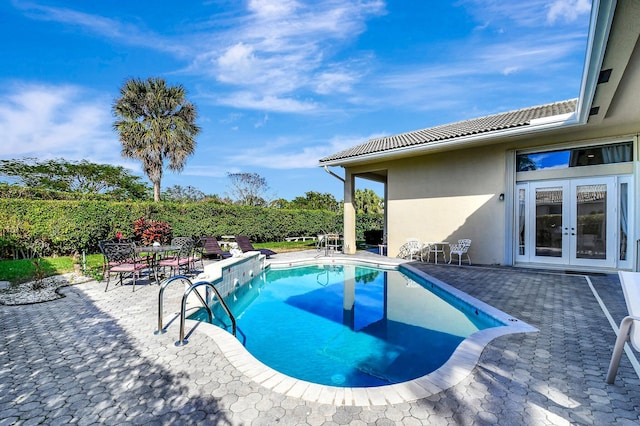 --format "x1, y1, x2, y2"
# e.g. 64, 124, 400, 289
1, 255, 639, 425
